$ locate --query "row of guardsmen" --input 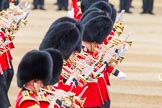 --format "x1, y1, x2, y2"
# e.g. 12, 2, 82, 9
0, 1, 30, 108
15, 0, 132, 108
